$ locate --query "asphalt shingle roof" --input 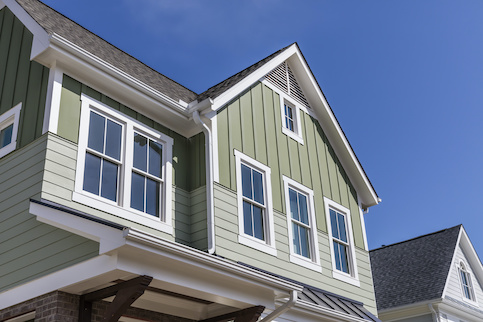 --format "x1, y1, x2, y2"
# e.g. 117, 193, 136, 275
369, 225, 461, 311
15, 0, 198, 104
